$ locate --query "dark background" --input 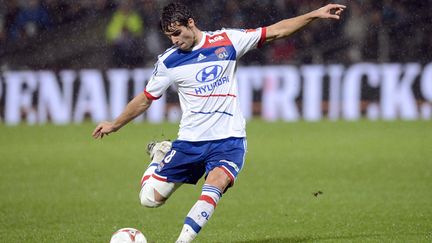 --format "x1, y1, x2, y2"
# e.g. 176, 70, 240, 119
0, 0, 430, 70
